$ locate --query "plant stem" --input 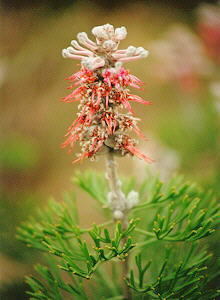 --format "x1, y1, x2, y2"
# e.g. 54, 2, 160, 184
106, 151, 127, 220
134, 228, 155, 237
122, 246, 132, 300
106, 150, 132, 300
